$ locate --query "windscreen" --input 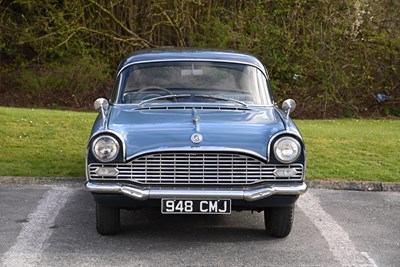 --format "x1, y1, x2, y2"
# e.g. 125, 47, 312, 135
116, 61, 271, 106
